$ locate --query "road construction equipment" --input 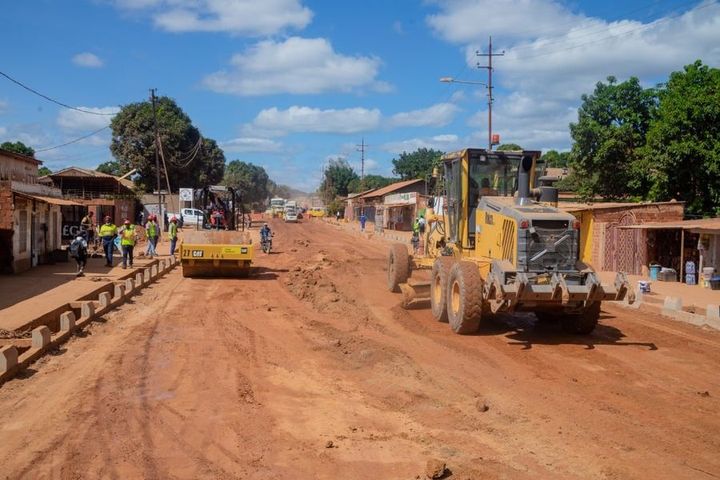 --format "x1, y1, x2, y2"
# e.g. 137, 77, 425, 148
180, 186, 254, 277
387, 148, 633, 335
